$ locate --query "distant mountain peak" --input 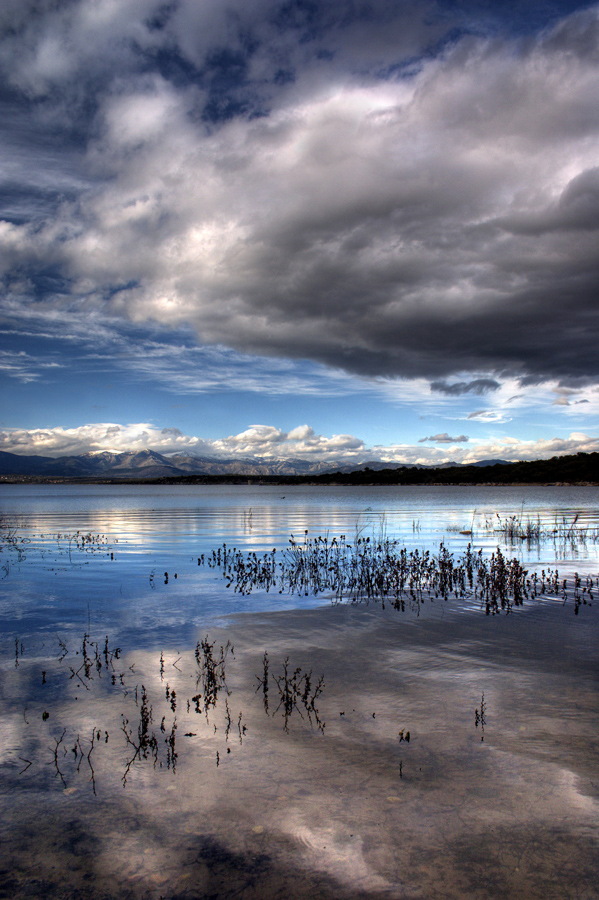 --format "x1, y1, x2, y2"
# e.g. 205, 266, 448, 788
0, 449, 513, 479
